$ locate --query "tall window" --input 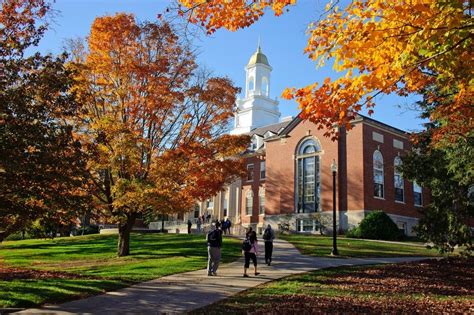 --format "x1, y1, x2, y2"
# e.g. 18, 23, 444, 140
259, 188, 265, 214
260, 161, 266, 179
413, 182, 422, 206
296, 138, 321, 213
373, 150, 384, 198
206, 199, 214, 209
394, 157, 404, 202
194, 204, 200, 218
223, 196, 228, 217
247, 164, 254, 181
248, 77, 255, 93
245, 190, 253, 215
